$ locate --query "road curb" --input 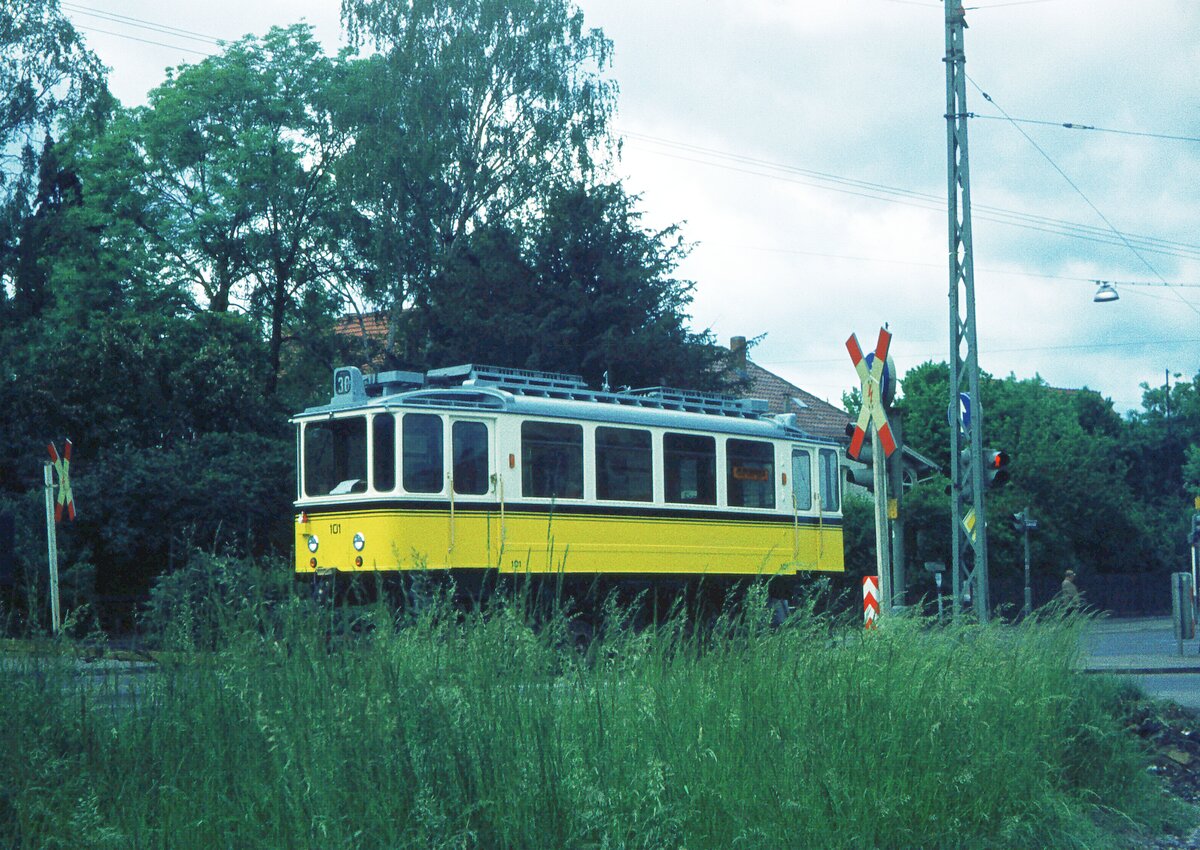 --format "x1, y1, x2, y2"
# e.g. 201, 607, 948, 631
1082, 667, 1200, 675
0, 639, 166, 664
